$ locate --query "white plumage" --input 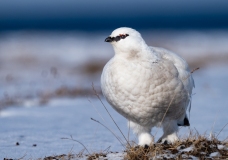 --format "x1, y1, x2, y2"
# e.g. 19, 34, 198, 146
101, 27, 194, 146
